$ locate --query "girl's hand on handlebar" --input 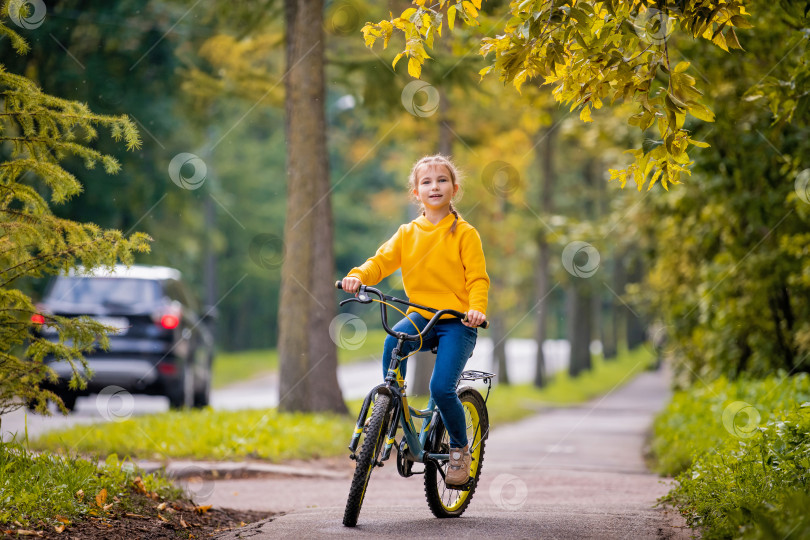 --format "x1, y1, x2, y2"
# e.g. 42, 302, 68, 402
463, 309, 486, 328
341, 277, 362, 294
